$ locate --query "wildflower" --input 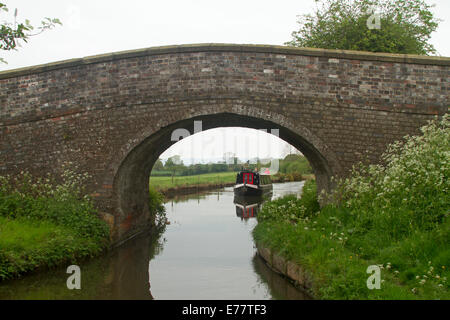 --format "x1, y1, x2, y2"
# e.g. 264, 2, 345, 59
419, 279, 426, 285
411, 288, 417, 294
438, 284, 443, 288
